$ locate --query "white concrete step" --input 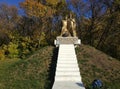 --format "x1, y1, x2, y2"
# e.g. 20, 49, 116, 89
58, 53, 76, 55
58, 59, 77, 61
55, 76, 82, 81
57, 64, 78, 68
58, 56, 76, 58
56, 67, 79, 70
59, 54, 76, 56
56, 71, 80, 76
58, 57, 77, 60
60, 45, 74, 48
58, 58, 76, 60
57, 63, 78, 65
58, 59, 77, 62
58, 54, 76, 56
59, 48, 74, 49
57, 63, 77, 66
59, 51, 75, 53
60, 45, 74, 47
57, 61, 77, 64
59, 49, 75, 51
52, 81, 85, 89
60, 44, 74, 46
56, 67, 79, 71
